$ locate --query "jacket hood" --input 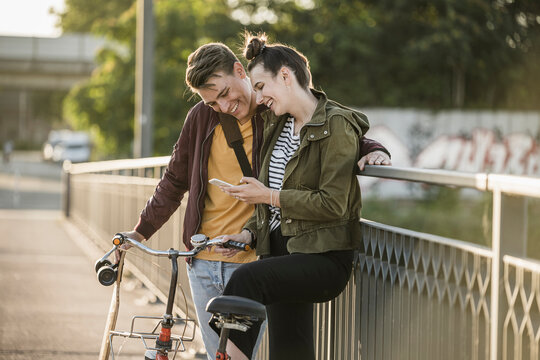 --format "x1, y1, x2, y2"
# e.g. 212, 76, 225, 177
310, 88, 370, 136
